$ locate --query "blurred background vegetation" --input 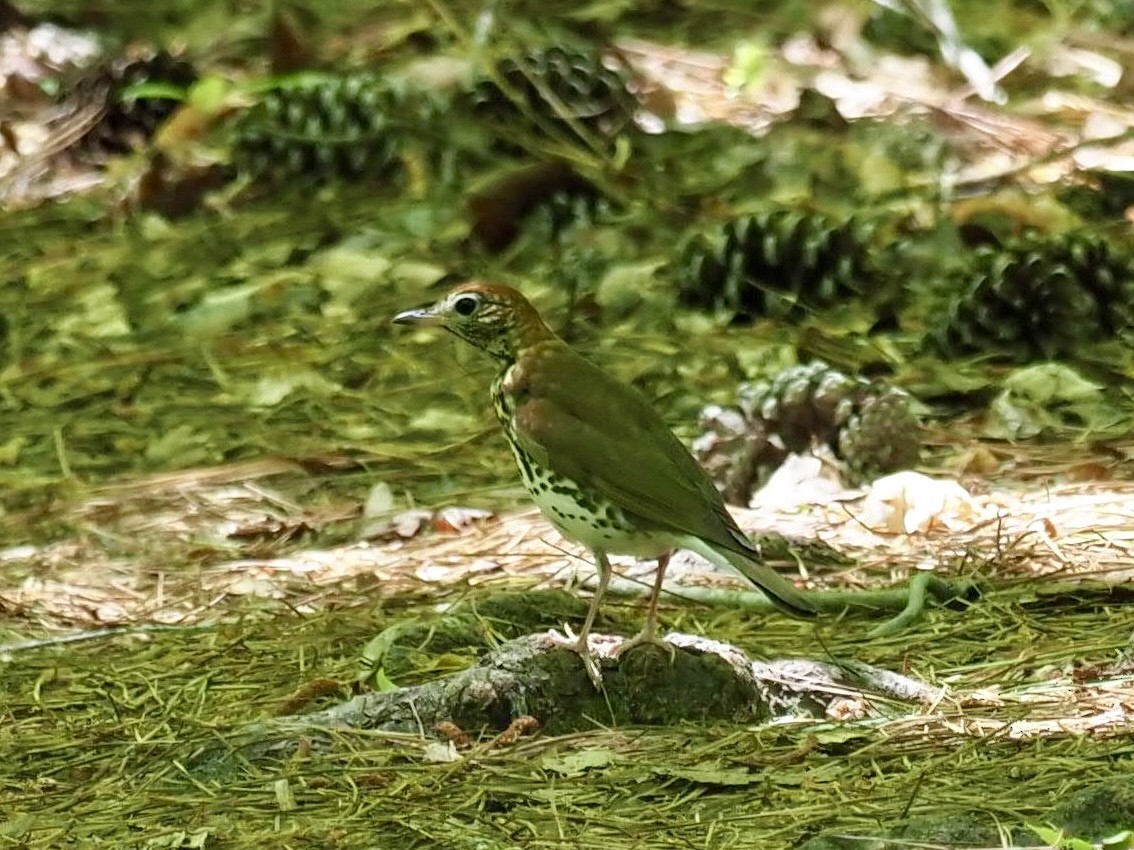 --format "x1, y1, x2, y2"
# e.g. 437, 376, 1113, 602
2, 1, 1134, 847
2, 0, 1133, 535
